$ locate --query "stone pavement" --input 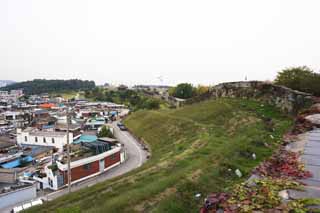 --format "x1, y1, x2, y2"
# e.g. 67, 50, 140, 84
289, 129, 320, 199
